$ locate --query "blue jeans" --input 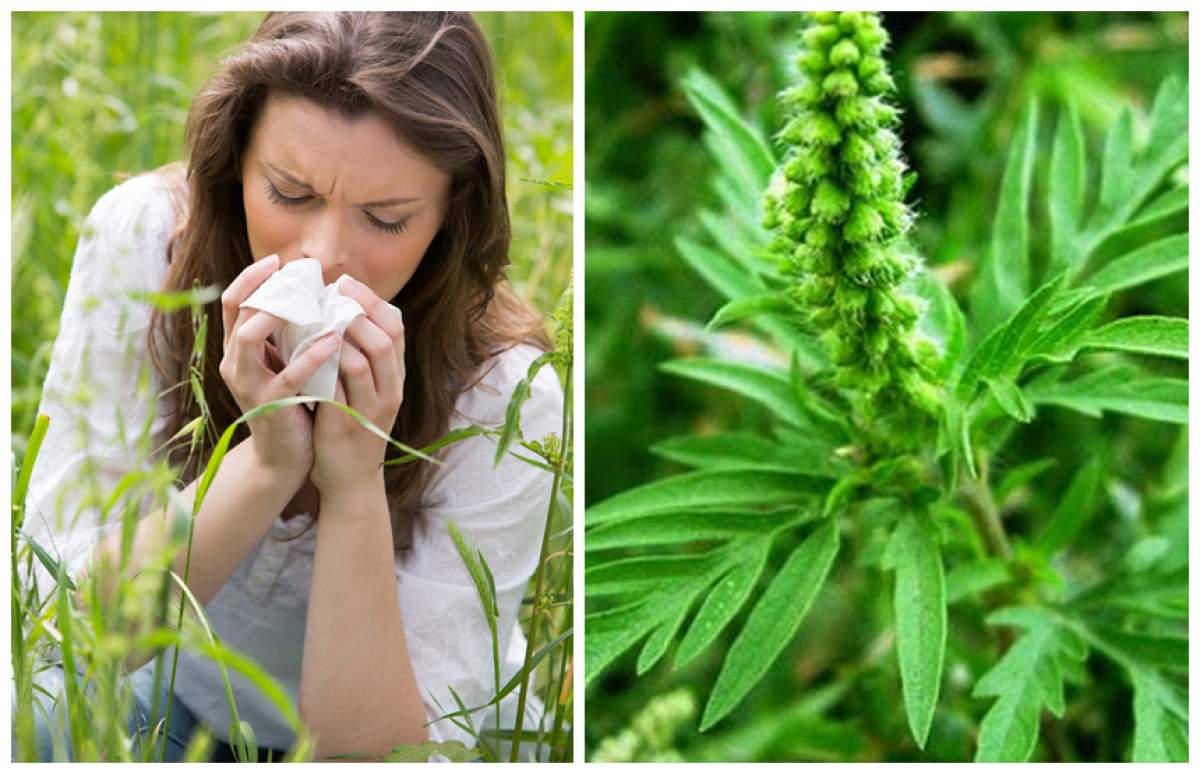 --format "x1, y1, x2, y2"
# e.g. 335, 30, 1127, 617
11, 657, 286, 762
